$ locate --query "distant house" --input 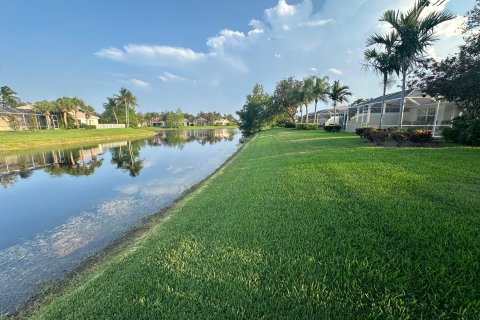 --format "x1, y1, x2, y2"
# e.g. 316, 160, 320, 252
74, 110, 99, 127
214, 118, 229, 126
183, 118, 194, 126
195, 117, 208, 126
150, 118, 165, 127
